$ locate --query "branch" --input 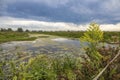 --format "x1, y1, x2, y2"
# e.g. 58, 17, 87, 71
93, 50, 120, 80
